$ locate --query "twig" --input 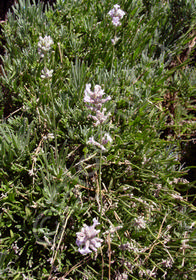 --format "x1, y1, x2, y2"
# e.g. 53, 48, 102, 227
48, 209, 73, 279
5, 106, 23, 120
143, 213, 168, 264
62, 255, 91, 278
